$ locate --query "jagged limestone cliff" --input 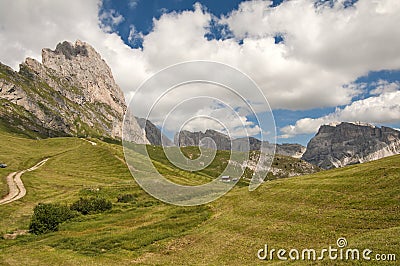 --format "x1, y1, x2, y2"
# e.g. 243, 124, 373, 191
136, 117, 173, 146
302, 122, 400, 169
0, 40, 145, 142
